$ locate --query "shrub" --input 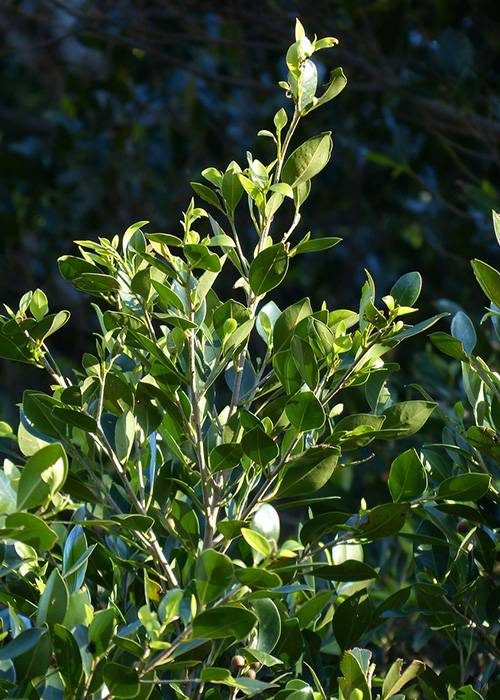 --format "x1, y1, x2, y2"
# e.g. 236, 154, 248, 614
0, 21, 496, 700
